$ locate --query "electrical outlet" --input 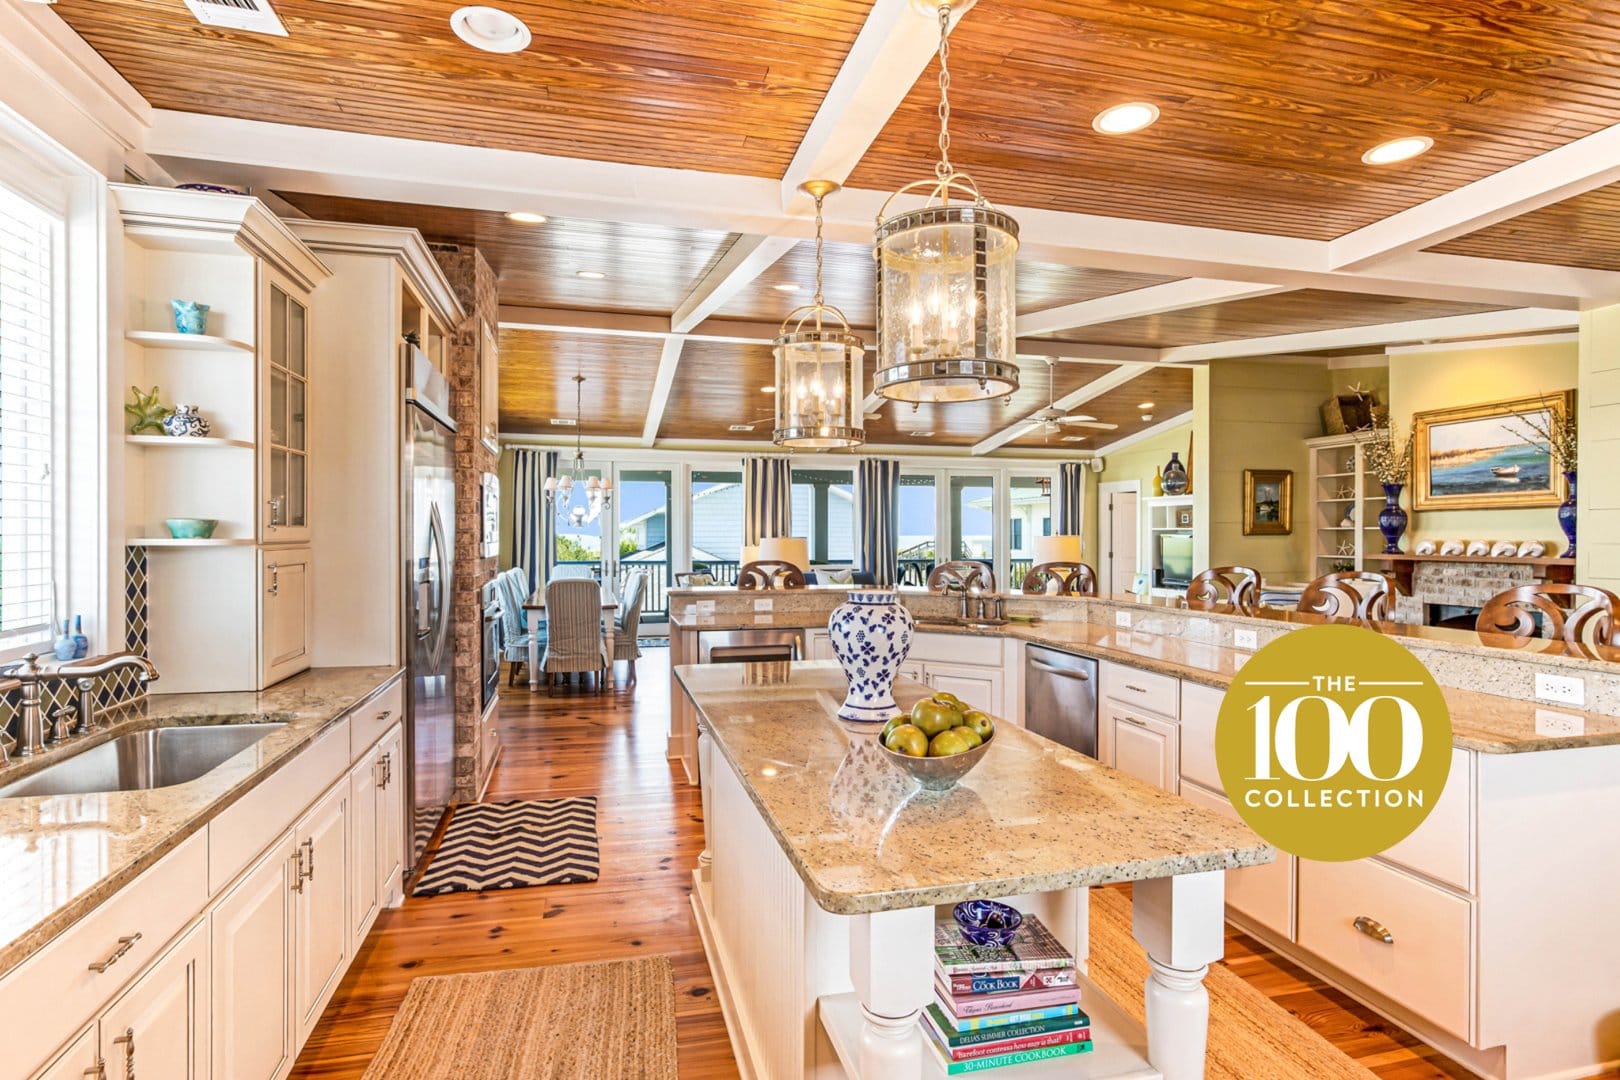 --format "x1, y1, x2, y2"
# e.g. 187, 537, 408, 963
1115, 610, 1132, 628
753, 598, 773, 612
1535, 672, 1586, 707
1535, 708, 1585, 737
695, 600, 716, 615
1233, 628, 1258, 651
